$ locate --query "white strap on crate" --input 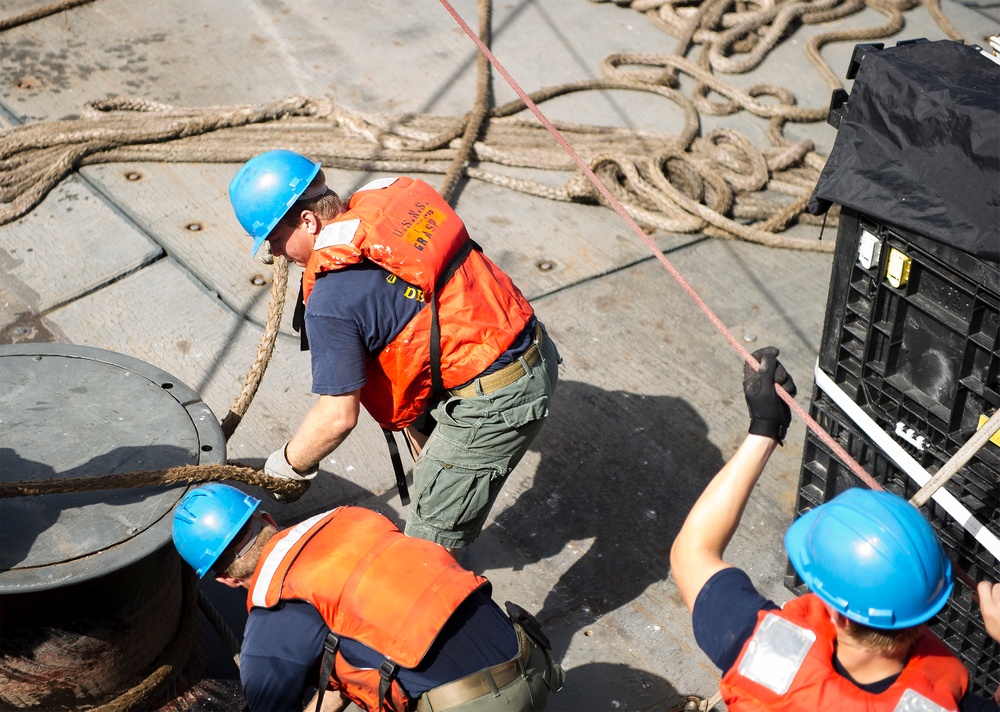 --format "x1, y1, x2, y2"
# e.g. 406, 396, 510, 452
813, 362, 1000, 562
